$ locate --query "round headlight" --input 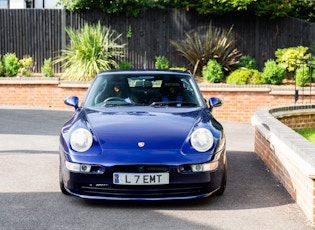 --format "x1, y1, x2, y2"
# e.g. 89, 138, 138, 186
190, 128, 214, 152
70, 128, 93, 152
